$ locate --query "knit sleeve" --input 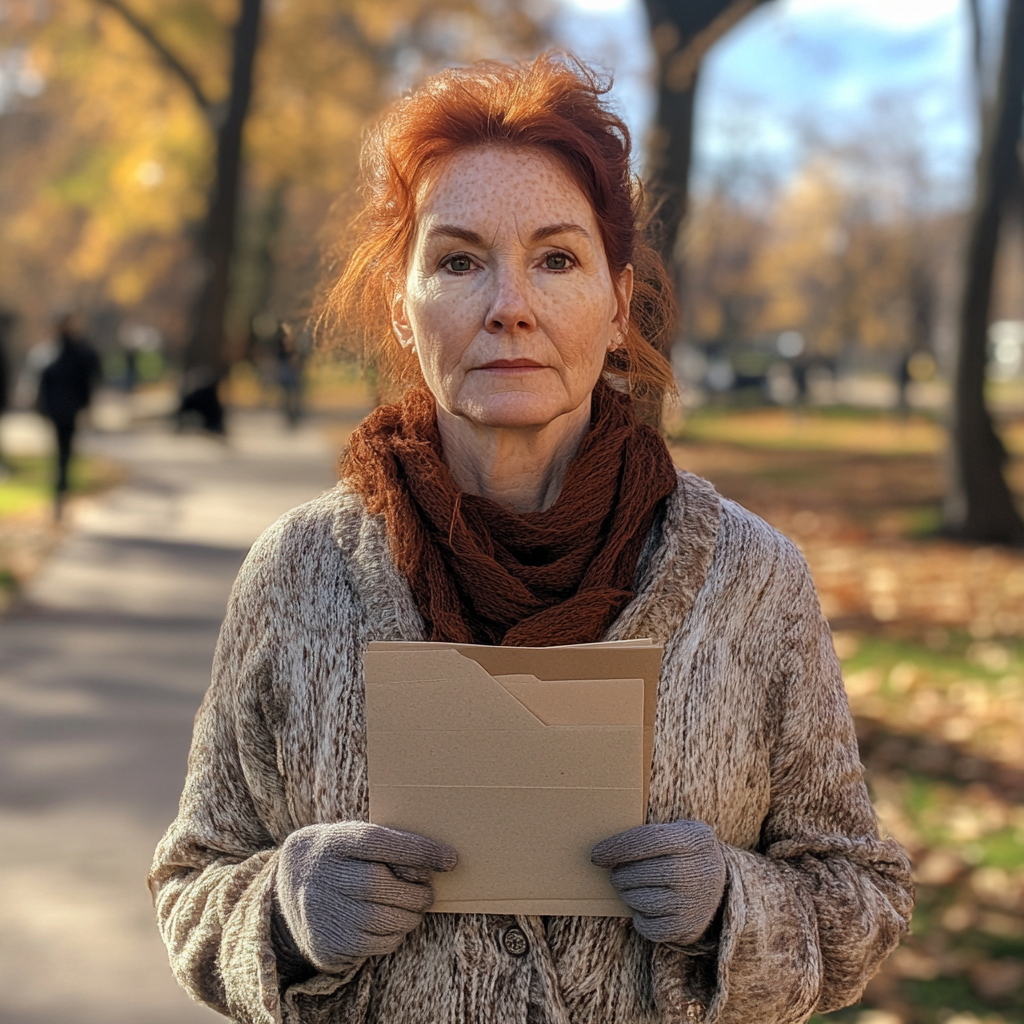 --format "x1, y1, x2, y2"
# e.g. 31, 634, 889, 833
704, 544, 913, 1024
147, 518, 362, 1024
